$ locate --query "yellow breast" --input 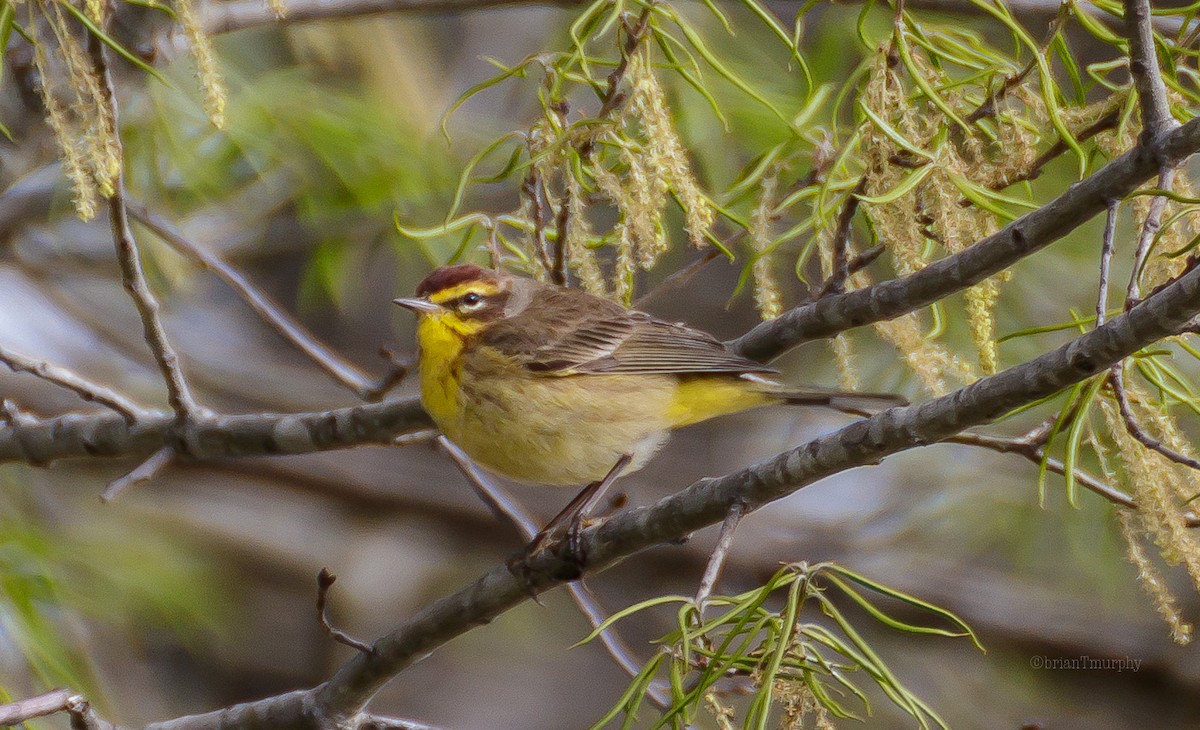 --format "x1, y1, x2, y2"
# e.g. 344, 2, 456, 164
415, 315, 467, 435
